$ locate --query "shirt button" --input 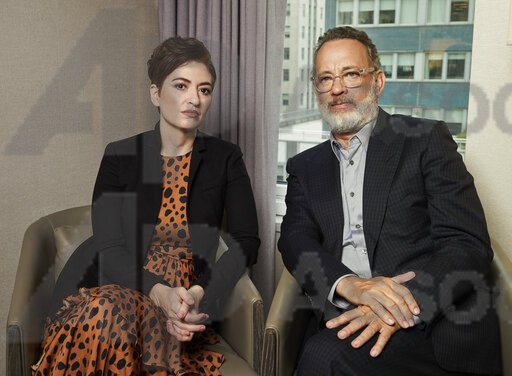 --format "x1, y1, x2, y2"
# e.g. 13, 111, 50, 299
350, 192, 354, 197
349, 160, 354, 165
362, 249, 367, 254
355, 224, 361, 229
